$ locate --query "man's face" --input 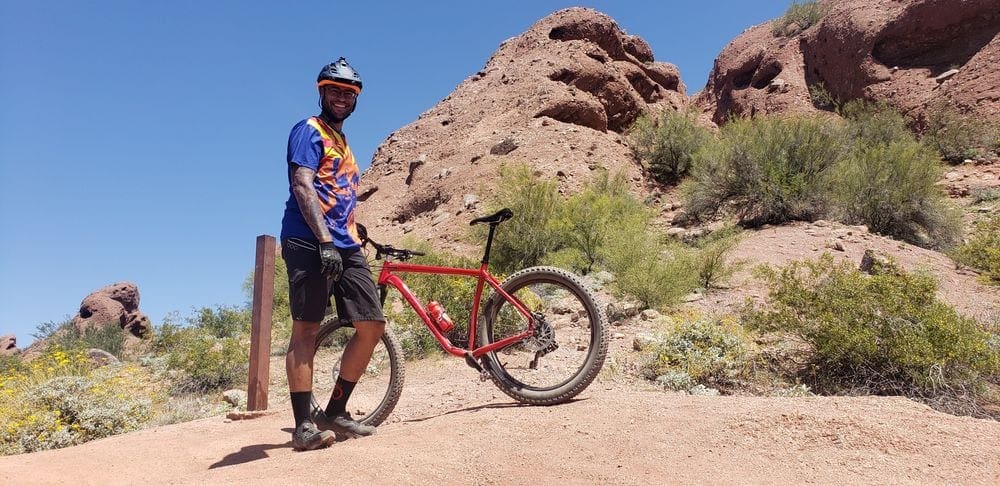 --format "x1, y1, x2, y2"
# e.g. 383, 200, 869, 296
320, 86, 357, 120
